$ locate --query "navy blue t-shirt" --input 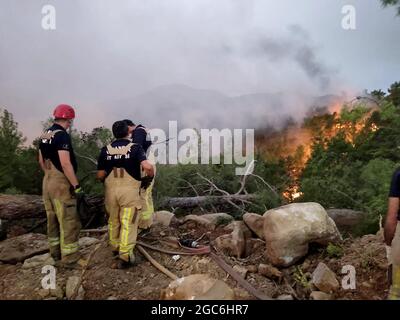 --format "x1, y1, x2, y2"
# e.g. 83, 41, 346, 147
132, 125, 152, 153
97, 139, 147, 180
39, 123, 78, 173
389, 168, 400, 220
